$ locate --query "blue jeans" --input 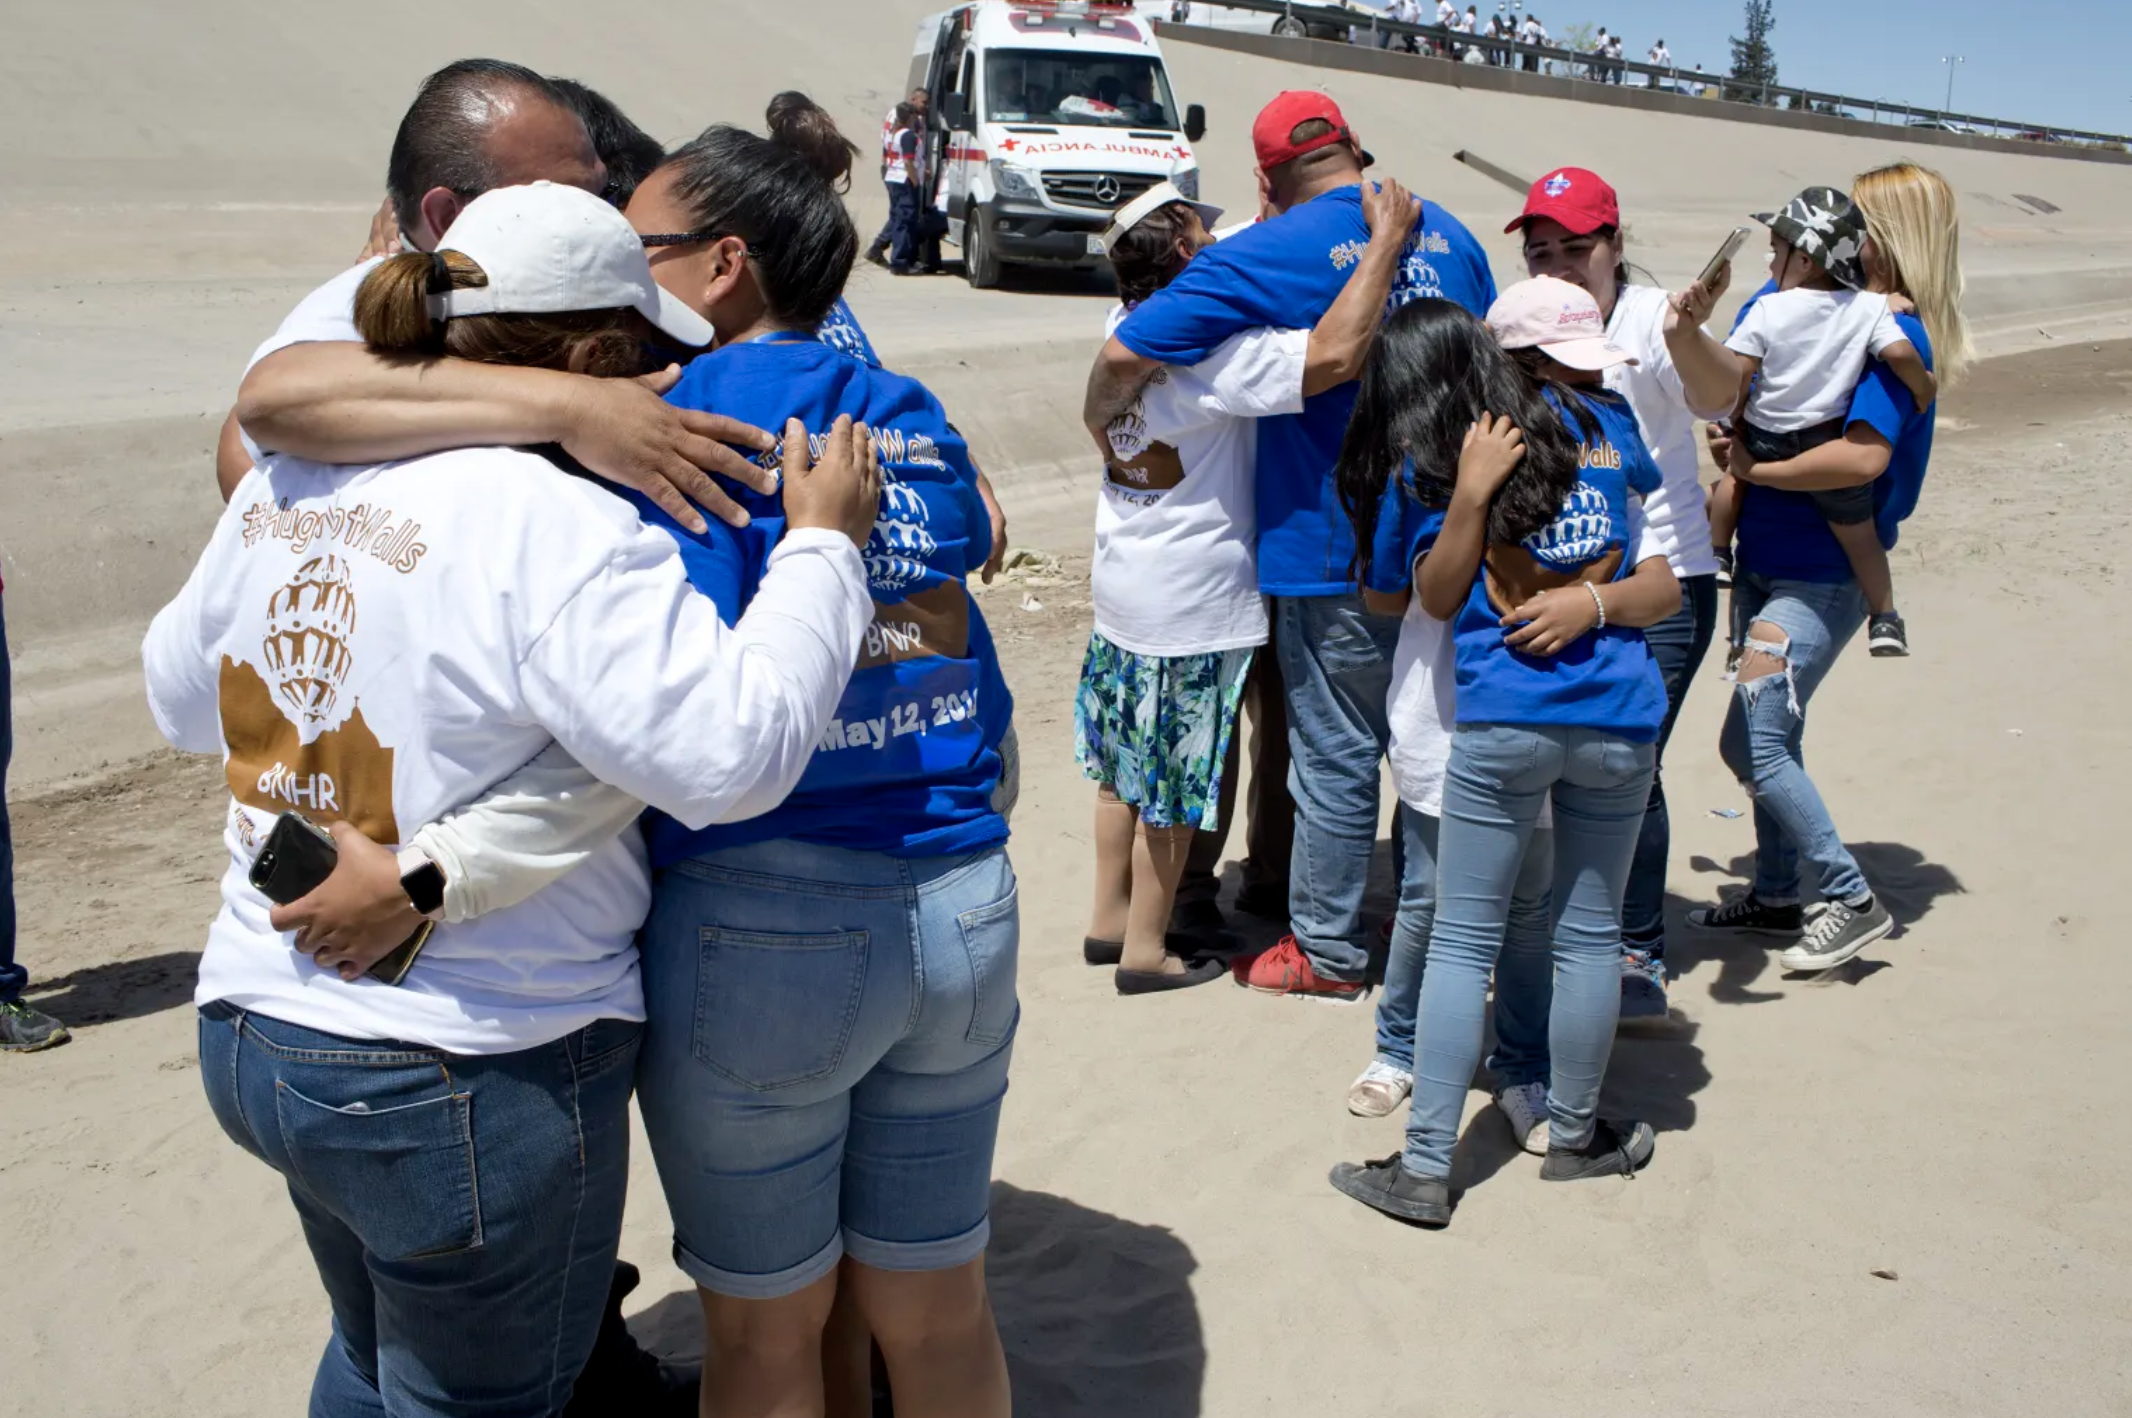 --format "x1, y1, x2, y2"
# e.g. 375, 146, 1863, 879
1373, 808, 1553, 1088
1272, 594, 1401, 983
1621, 574, 1720, 961
637, 841, 1018, 1300
1720, 572, 1869, 905
197, 1003, 640, 1418
1404, 725, 1655, 1178
0, 595, 19, 1003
